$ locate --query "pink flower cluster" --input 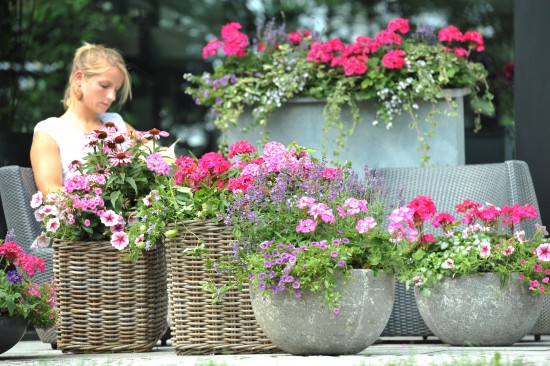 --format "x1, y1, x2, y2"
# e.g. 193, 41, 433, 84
202, 22, 248, 59
174, 152, 232, 191
0, 241, 45, 276
388, 206, 418, 243
226, 141, 310, 193
438, 25, 485, 56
